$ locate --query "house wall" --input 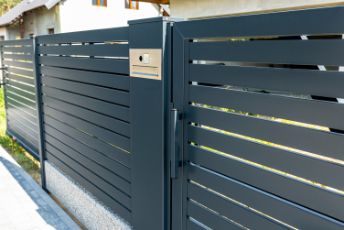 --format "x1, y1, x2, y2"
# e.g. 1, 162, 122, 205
5, 5, 59, 40
2, 0, 159, 40
59, 0, 160, 33
170, 0, 344, 18
0, 27, 8, 40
